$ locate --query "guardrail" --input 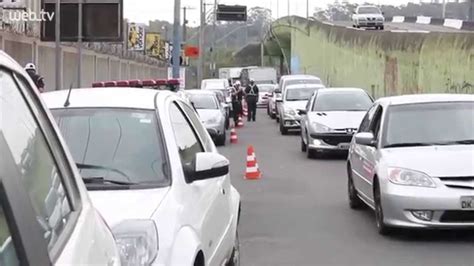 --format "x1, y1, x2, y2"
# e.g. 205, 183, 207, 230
388, 16, 473, 31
